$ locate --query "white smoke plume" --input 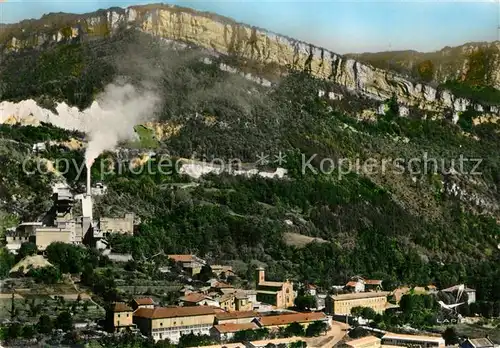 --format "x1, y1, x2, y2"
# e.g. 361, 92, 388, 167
83, 81, 160, 167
